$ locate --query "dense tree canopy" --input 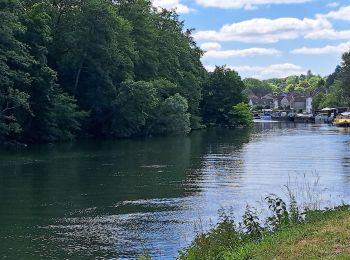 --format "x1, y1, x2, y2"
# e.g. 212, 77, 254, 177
202, 66, 245, 126
5, 0, 348, 144
1, 0, 250, 144
340, 51, 350, 99
312, 51, 350, 110
243, 78, 276, 97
